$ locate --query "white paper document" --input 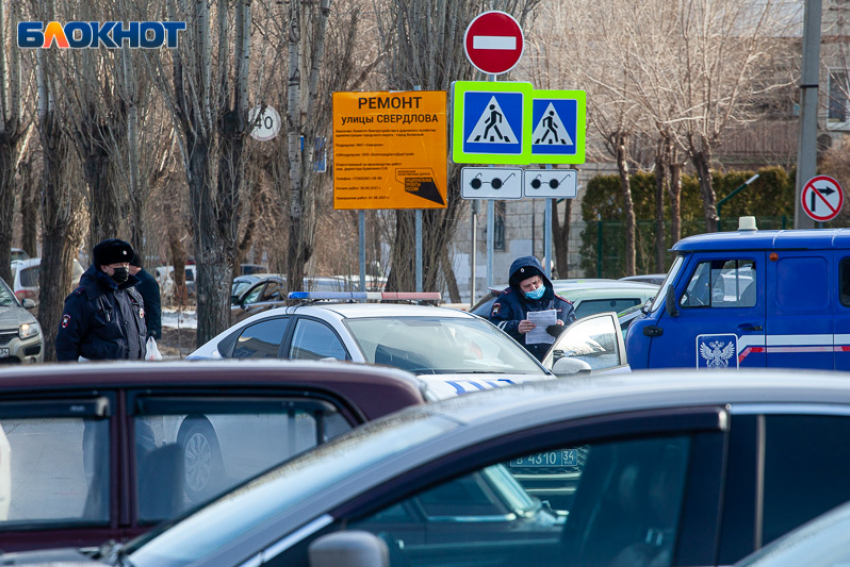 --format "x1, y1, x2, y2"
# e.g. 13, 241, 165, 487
526, 309, 558, 345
